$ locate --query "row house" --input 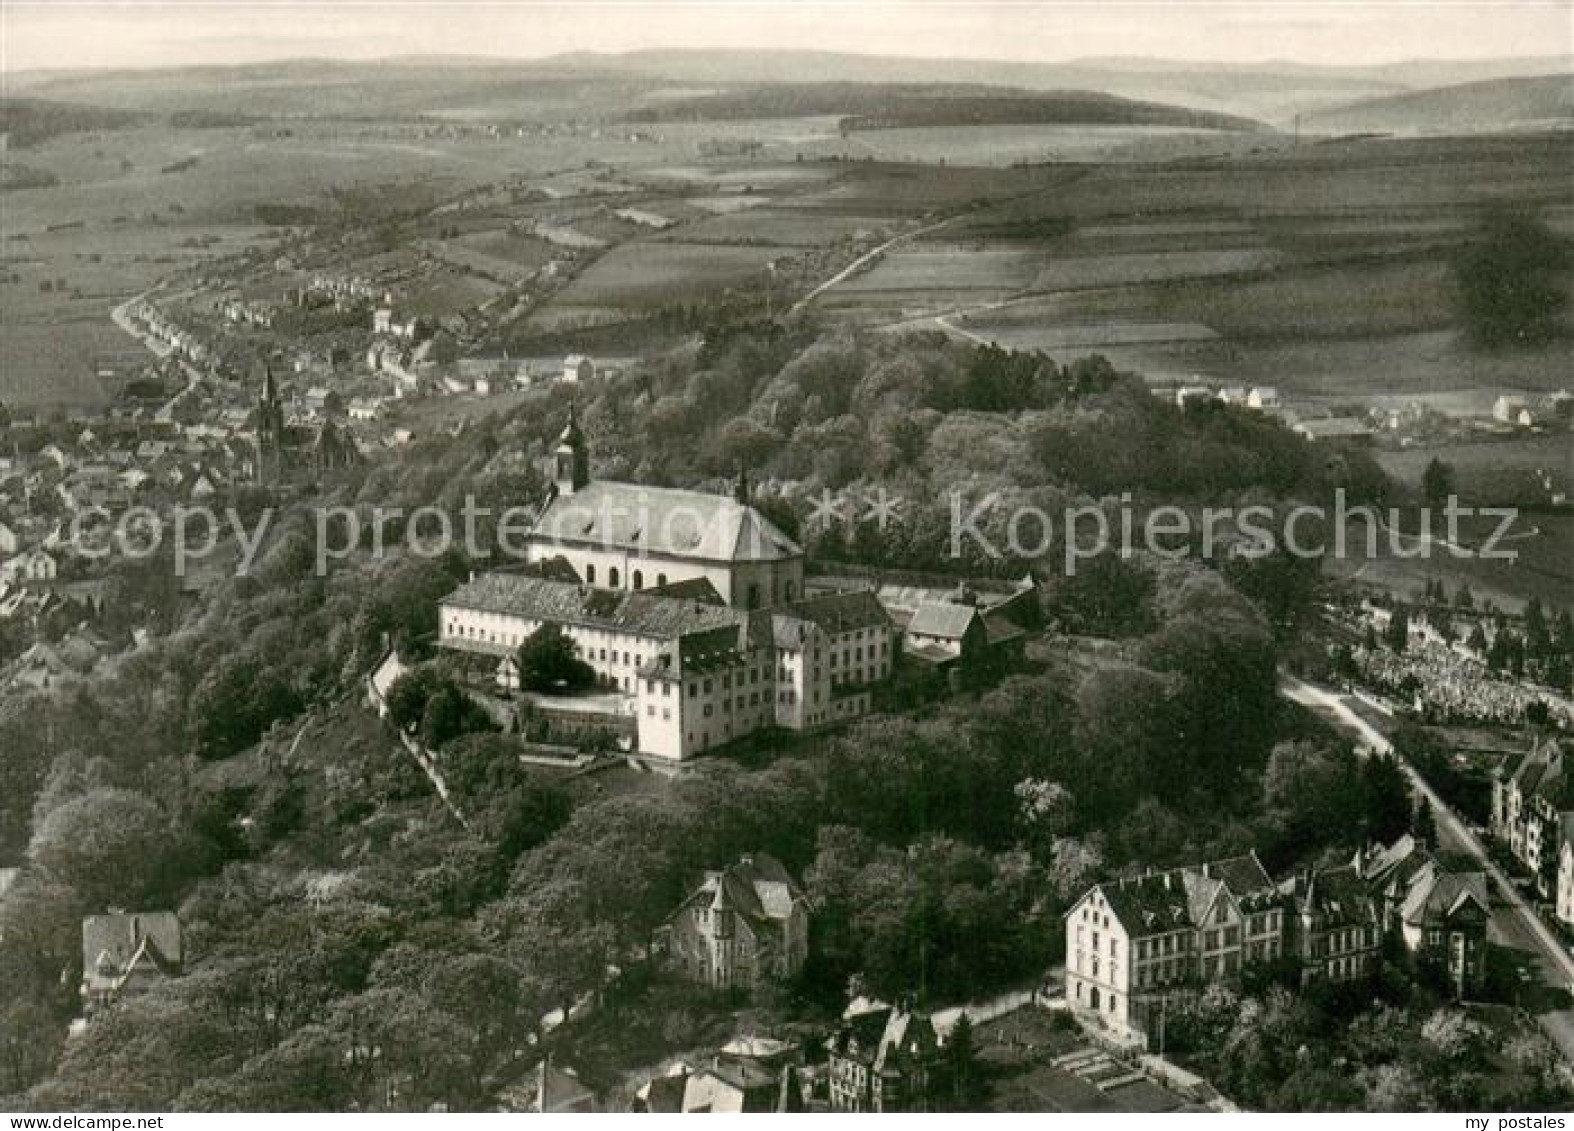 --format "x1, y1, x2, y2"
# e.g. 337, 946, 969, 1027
1065, 843, 1481, 1044
1557, 816, 1574, 932
1492, 739, 1572, 898
1288, 865, 1383, 987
